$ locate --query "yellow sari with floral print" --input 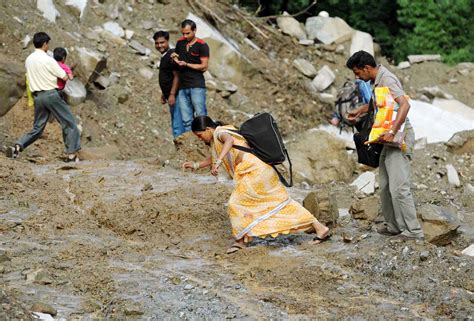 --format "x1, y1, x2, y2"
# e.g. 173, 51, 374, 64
213, 126, 316, 242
